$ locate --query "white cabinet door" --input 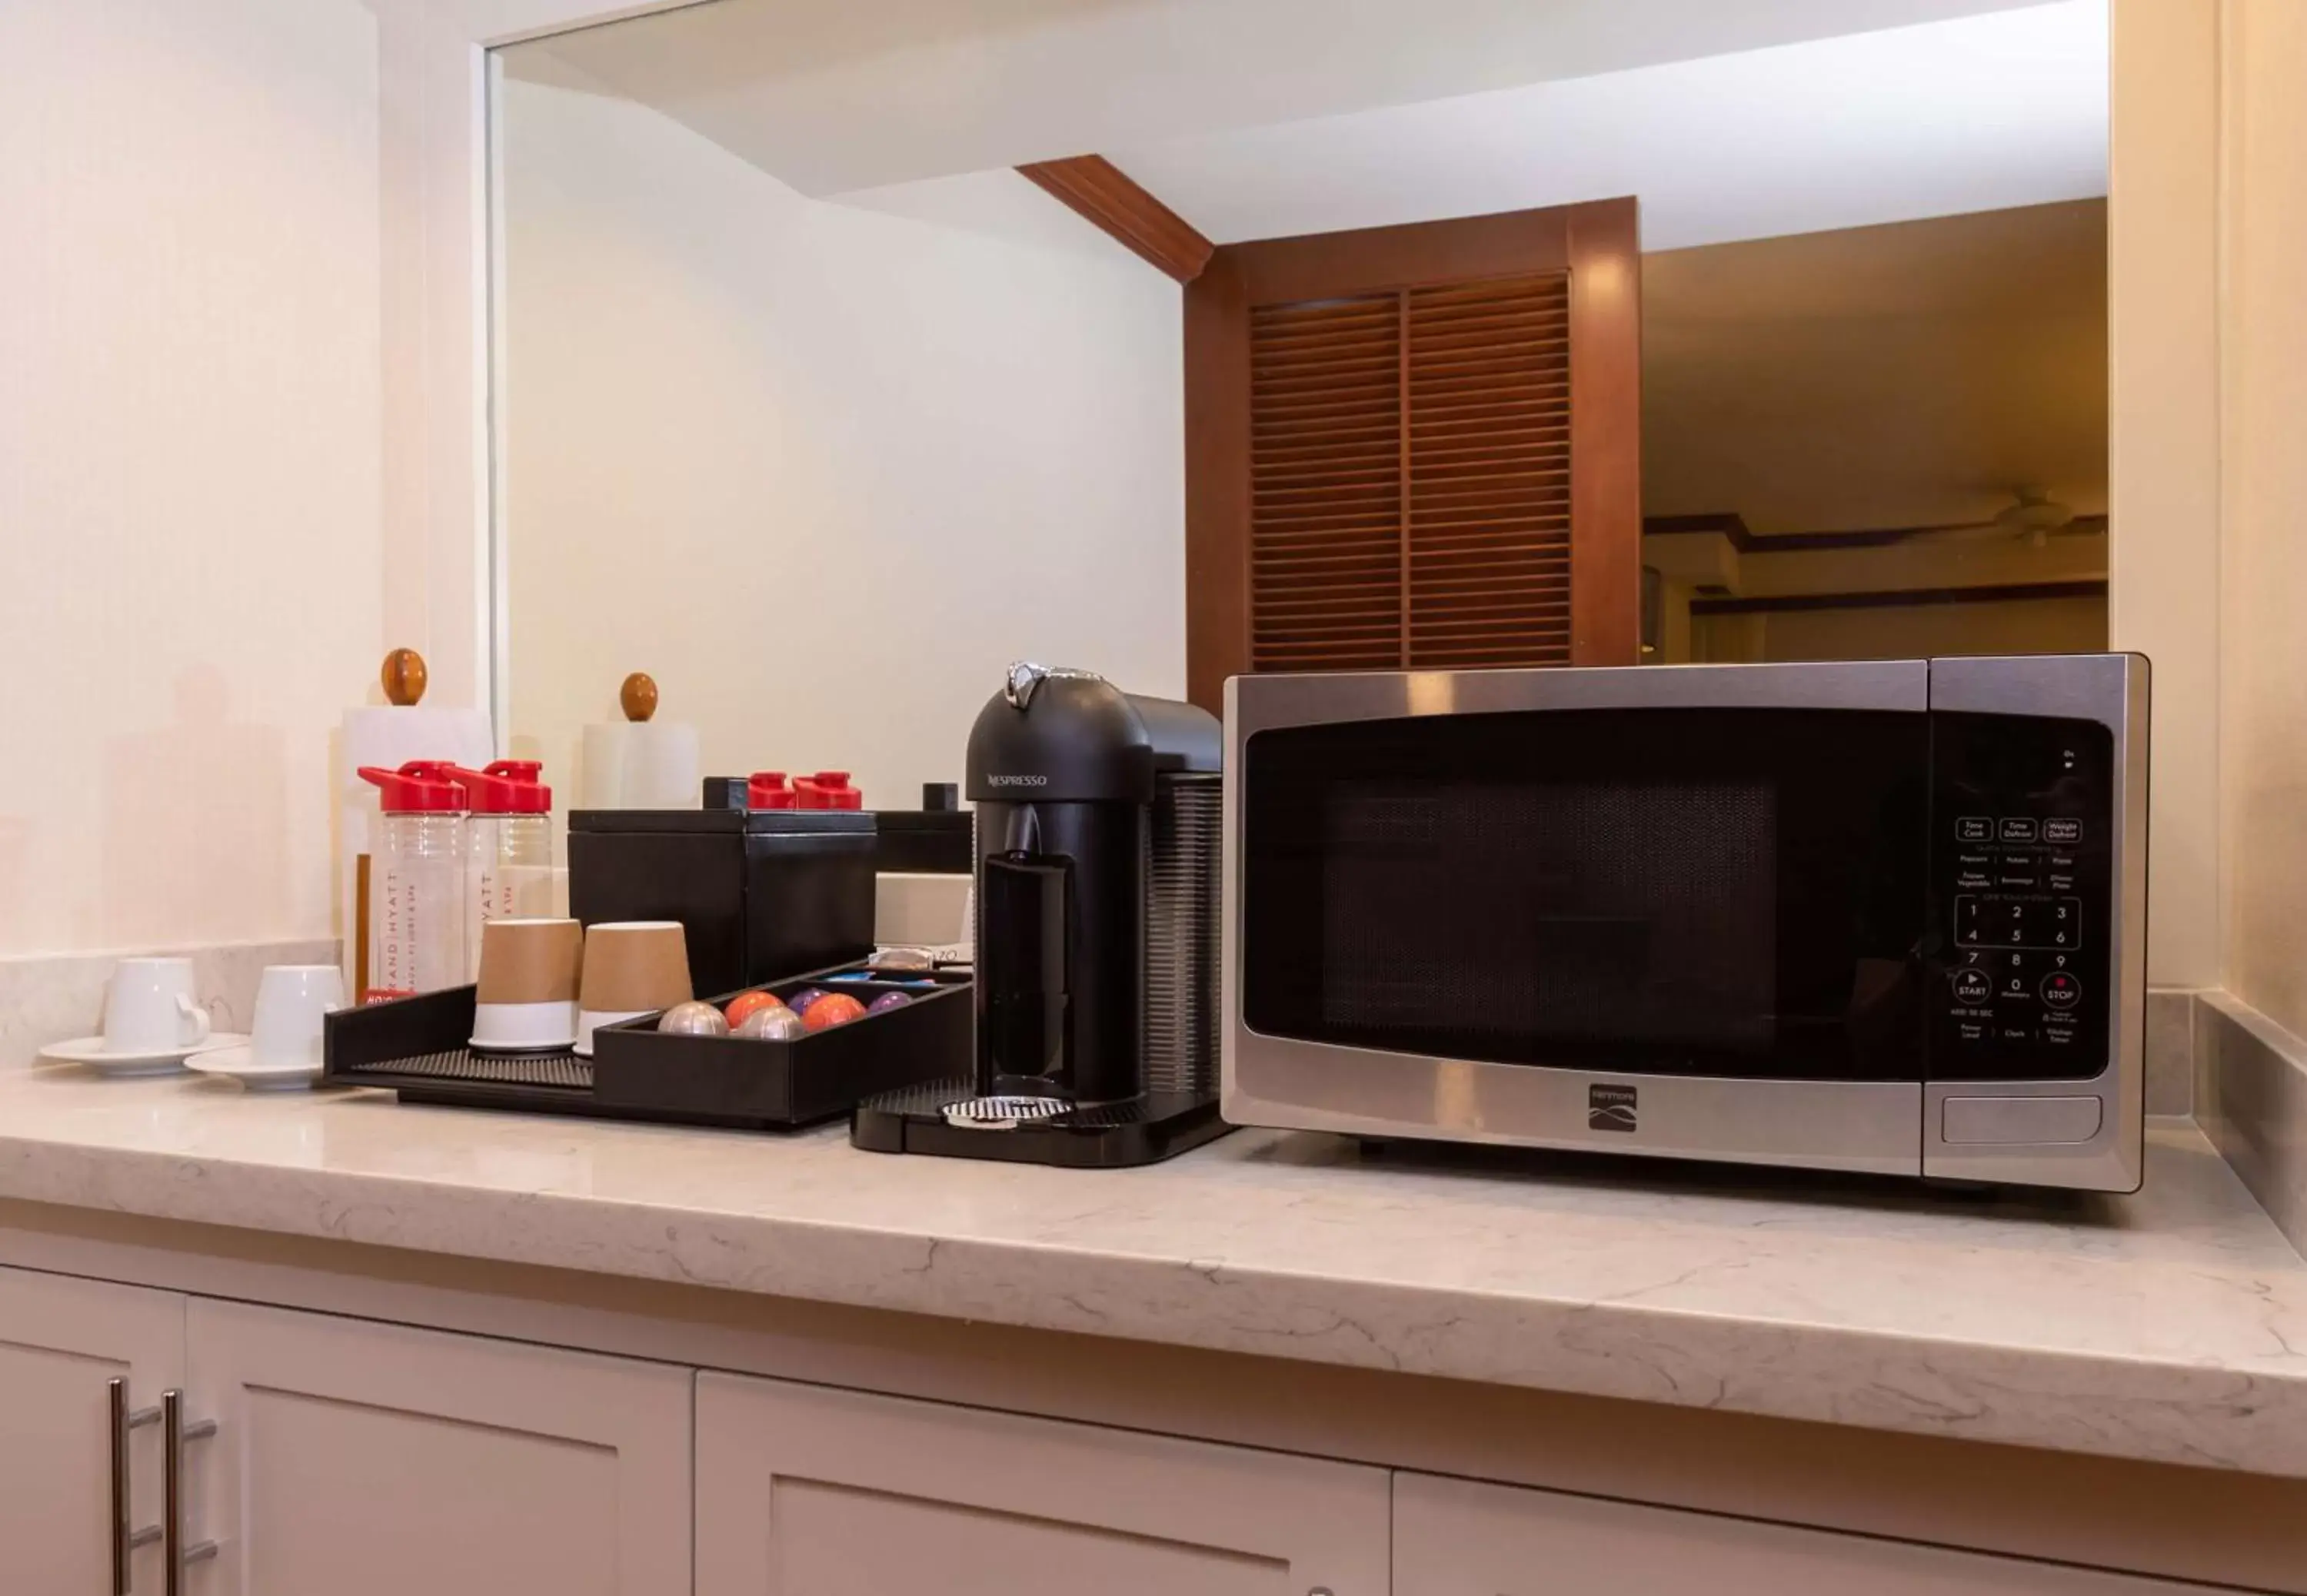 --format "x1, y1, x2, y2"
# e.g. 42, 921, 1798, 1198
697, 1372, 1390, 1596
187, 1298, 691, 1596
0, 1266, 185, 1594
1396, 1471, 2224, 1595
